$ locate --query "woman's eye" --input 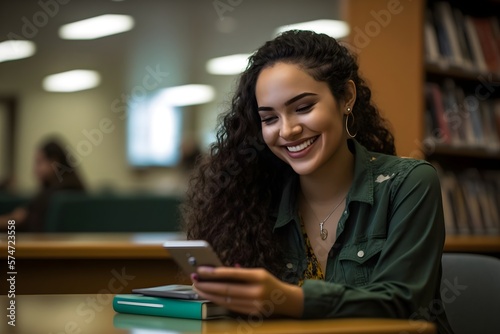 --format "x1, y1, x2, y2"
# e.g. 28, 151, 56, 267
261, 116, 277, 124
296, 104, 315, 112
